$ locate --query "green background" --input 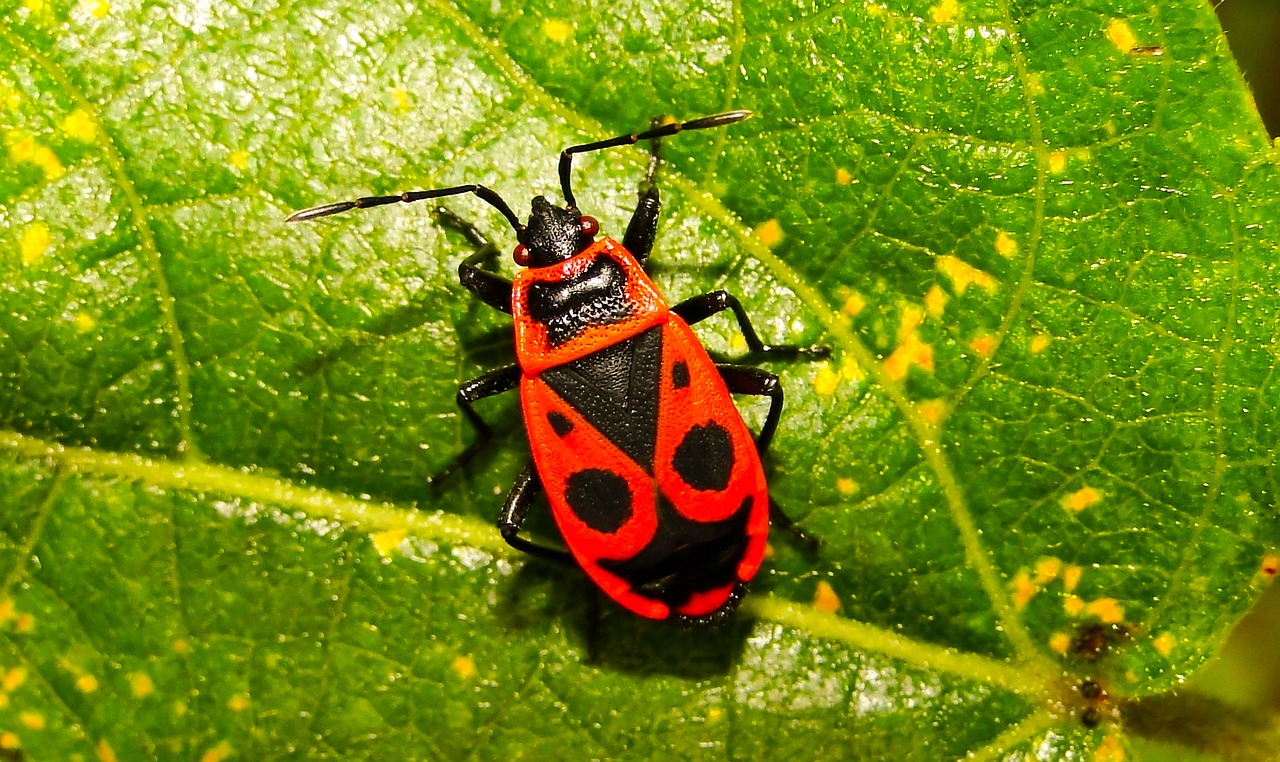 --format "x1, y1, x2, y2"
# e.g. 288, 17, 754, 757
2, 0, 1279, 759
